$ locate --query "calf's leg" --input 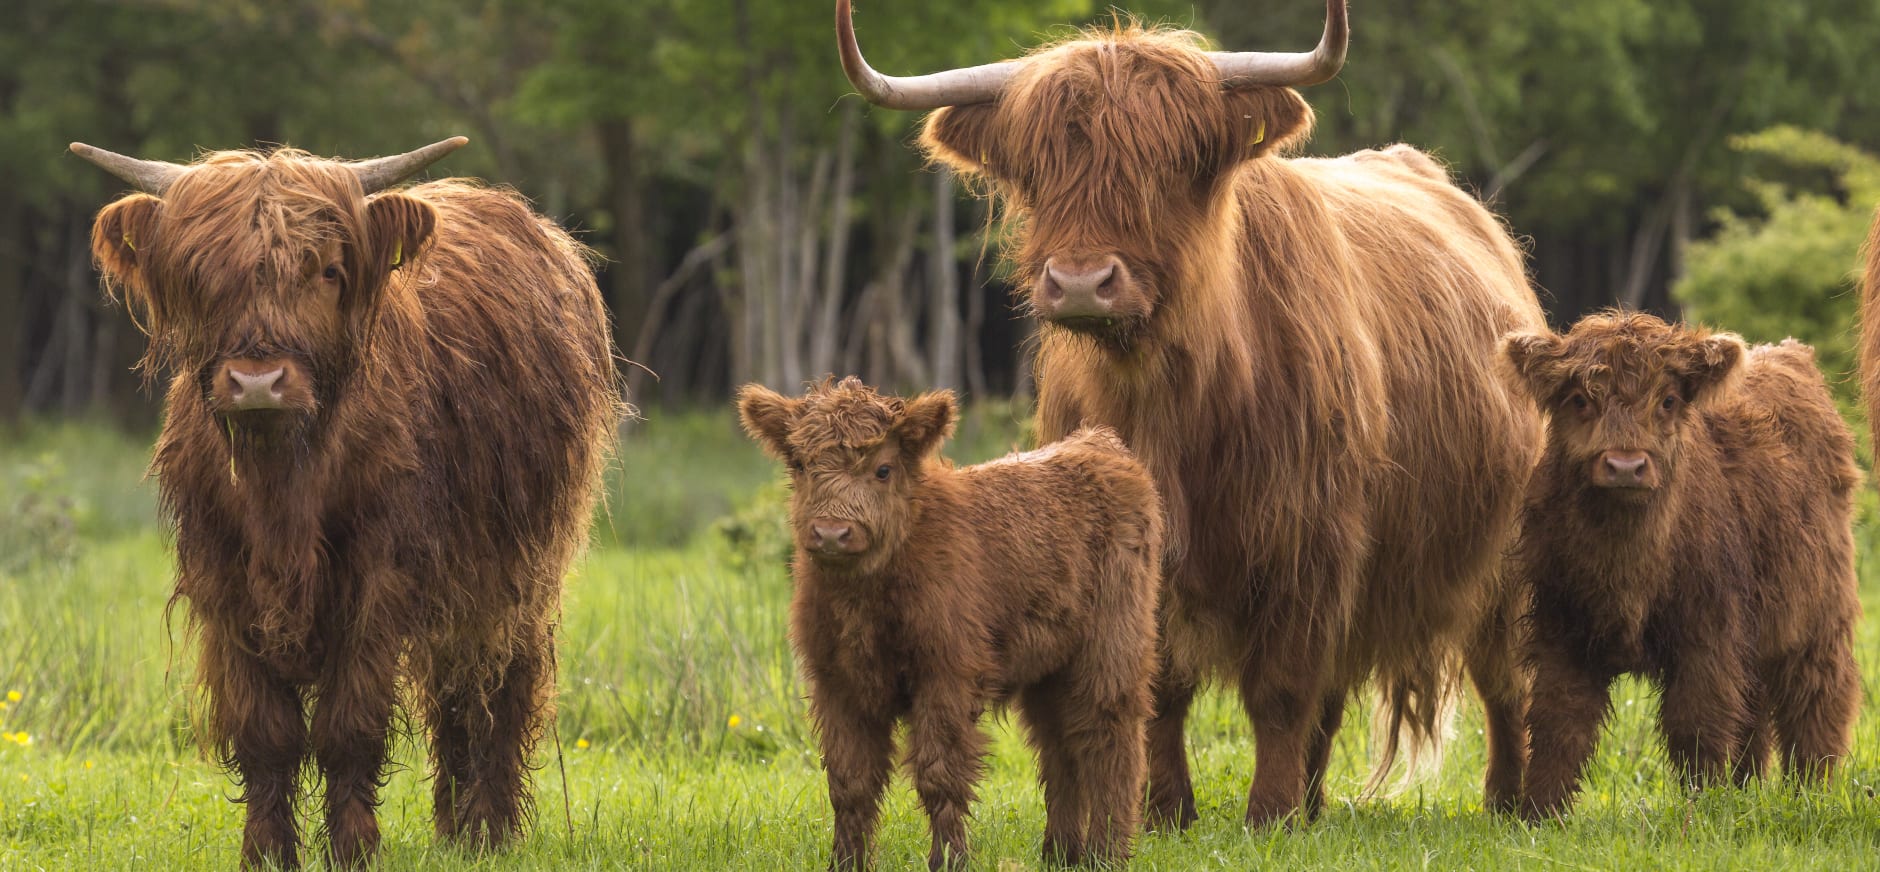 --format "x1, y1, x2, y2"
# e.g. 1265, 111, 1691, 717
1658, 652, 1754, 789
1520, 651, 1612, 820
1768, 636, 1860, 780
1019, 683, 1088, 865
815, 689, 896, 871
906, 684, 988, 871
